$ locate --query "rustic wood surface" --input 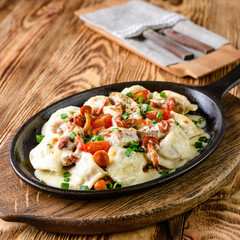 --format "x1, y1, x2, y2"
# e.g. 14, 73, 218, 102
0, 0, 239, 239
